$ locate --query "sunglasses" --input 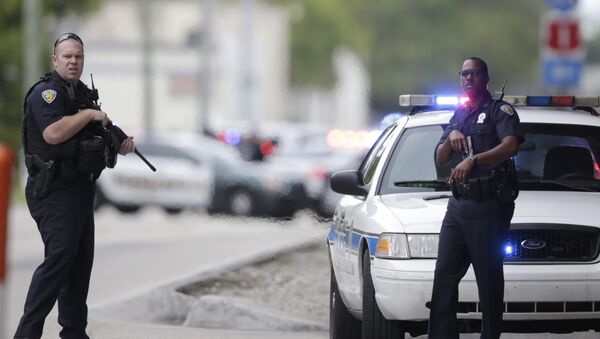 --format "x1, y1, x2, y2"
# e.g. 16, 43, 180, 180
458, 70, 482, 78
53, 33, 84, 48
